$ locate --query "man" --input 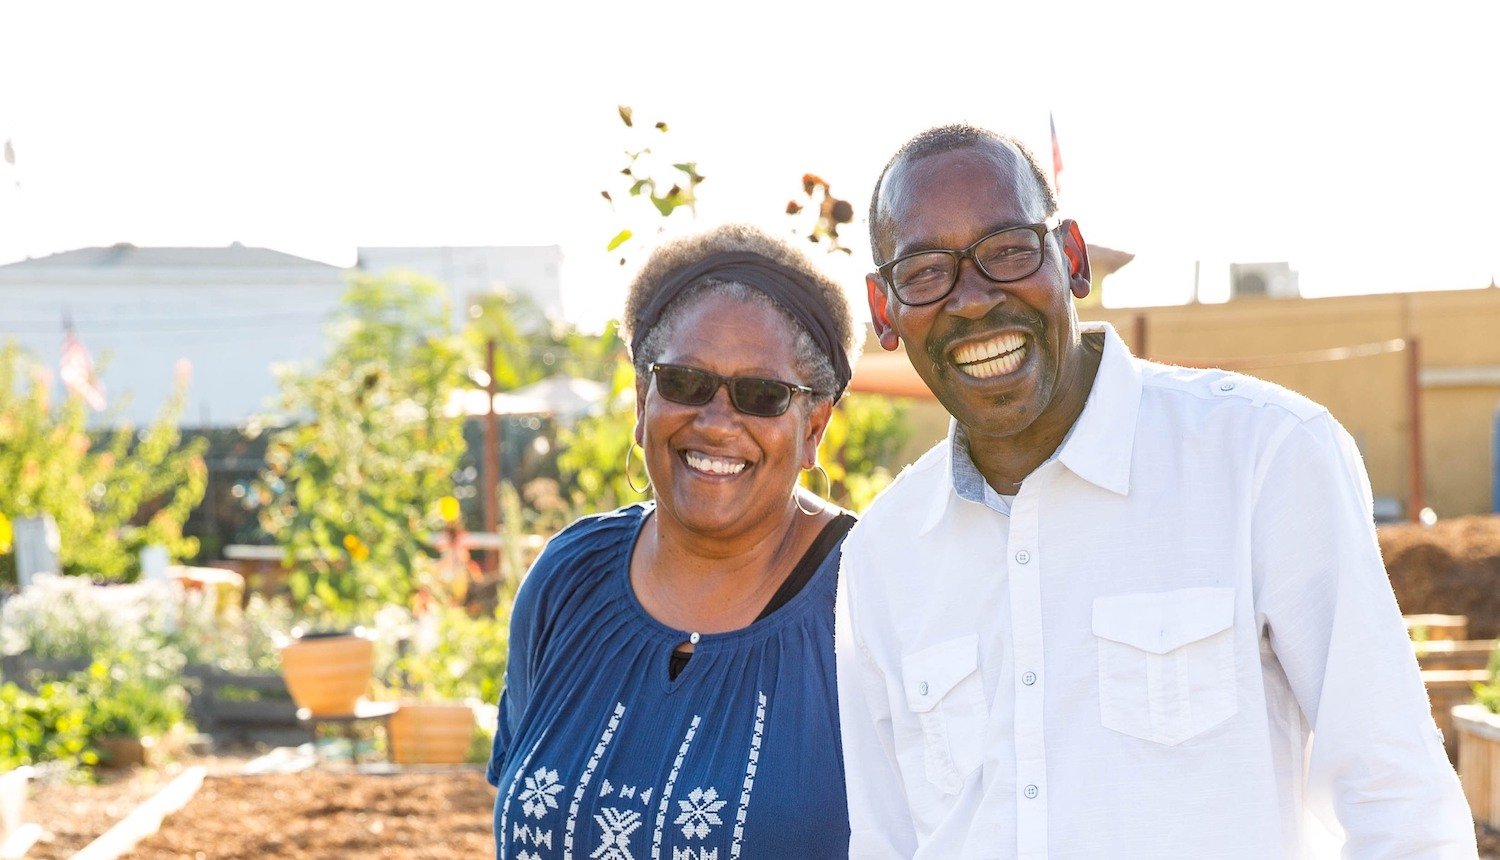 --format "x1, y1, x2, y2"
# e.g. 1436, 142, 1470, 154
835, 124, 1475, 857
